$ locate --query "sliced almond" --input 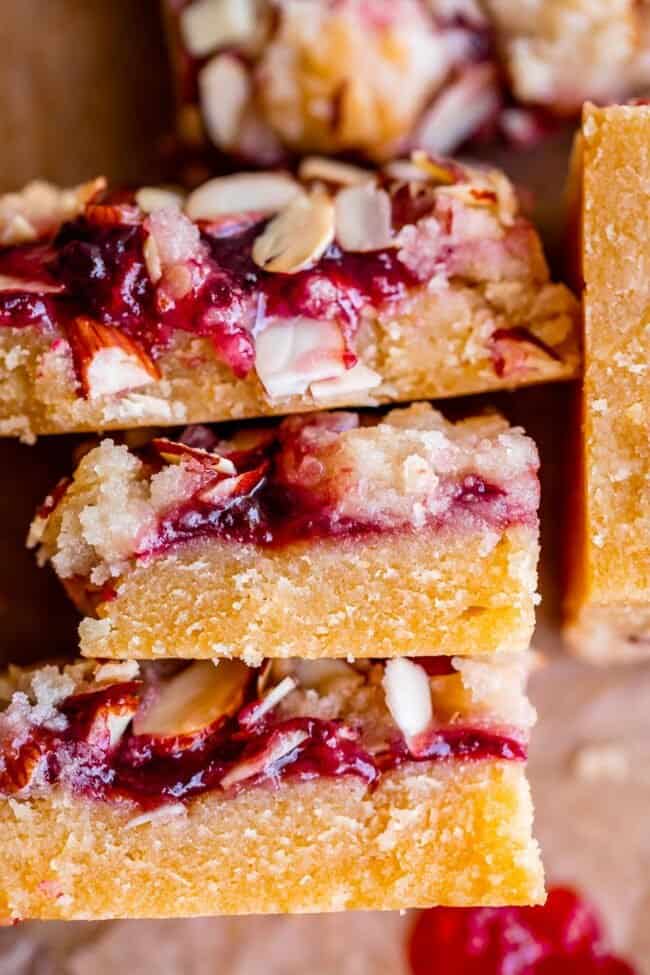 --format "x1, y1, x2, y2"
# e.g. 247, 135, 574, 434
254, 317, 346, 399
410, 151, 458, 185
382, 659, 433, 743
310, 363, 382, 402
180, 0, 258, 58
283, 659, 364, 695
0, 274, 63, 294
252, 187, 335, 274
133, 659, 250, 738
143, 234, 162, 284
298, 156, 372, 187
65, 318, 160, 400
334, 183, 393, 253
126, 803, 186, 830
197, 463, 268, 505
185, 172, 301, 222
199, 53, 251, 149
94, 661, 141, 684
135, 186, 185, 214
382, 159, 430, 183
151, 437, 237, 475
413, 64, 500, 156
86, 691, 140, 750
0, 176, 106, 246
240, 675, 297, 728
220, 728, 309, 789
